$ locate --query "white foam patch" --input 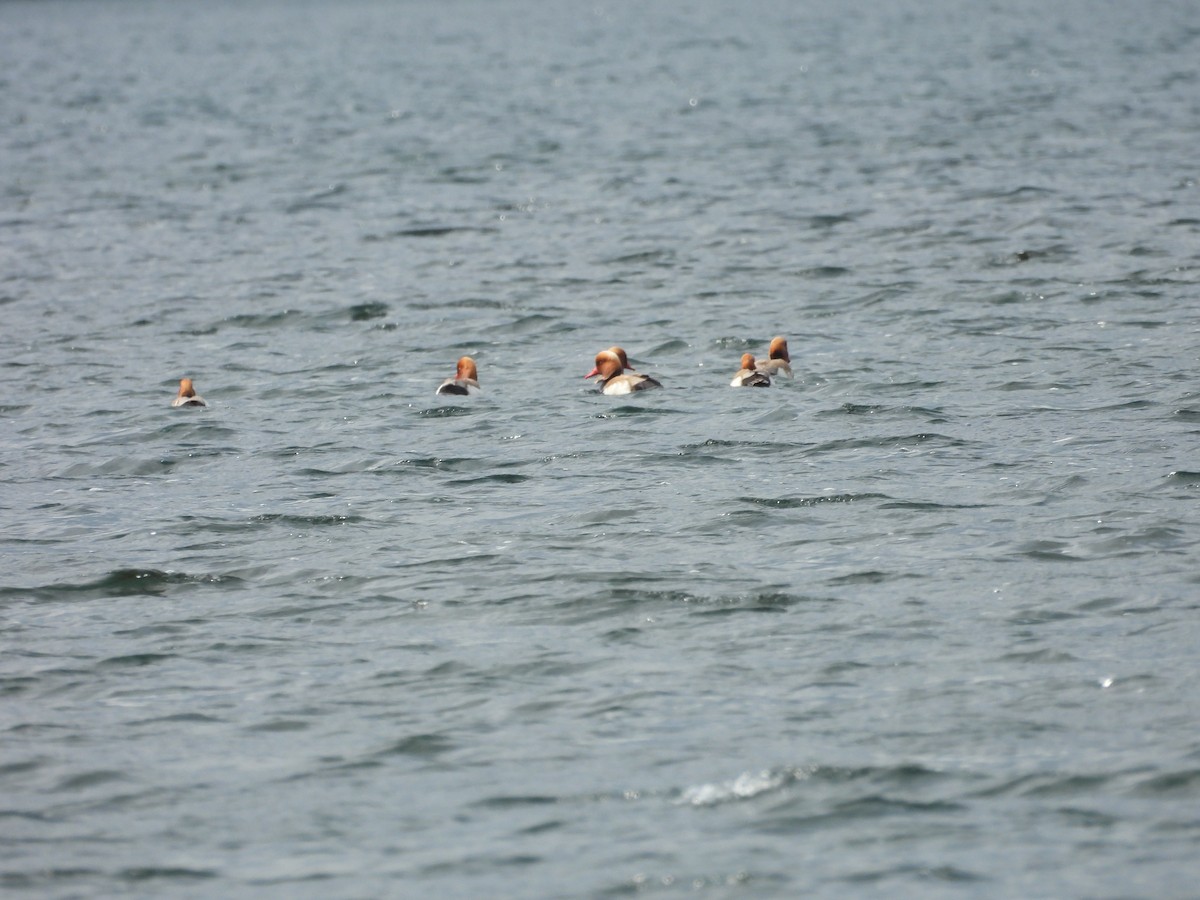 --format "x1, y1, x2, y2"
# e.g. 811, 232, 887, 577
679, 769, 790, 807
